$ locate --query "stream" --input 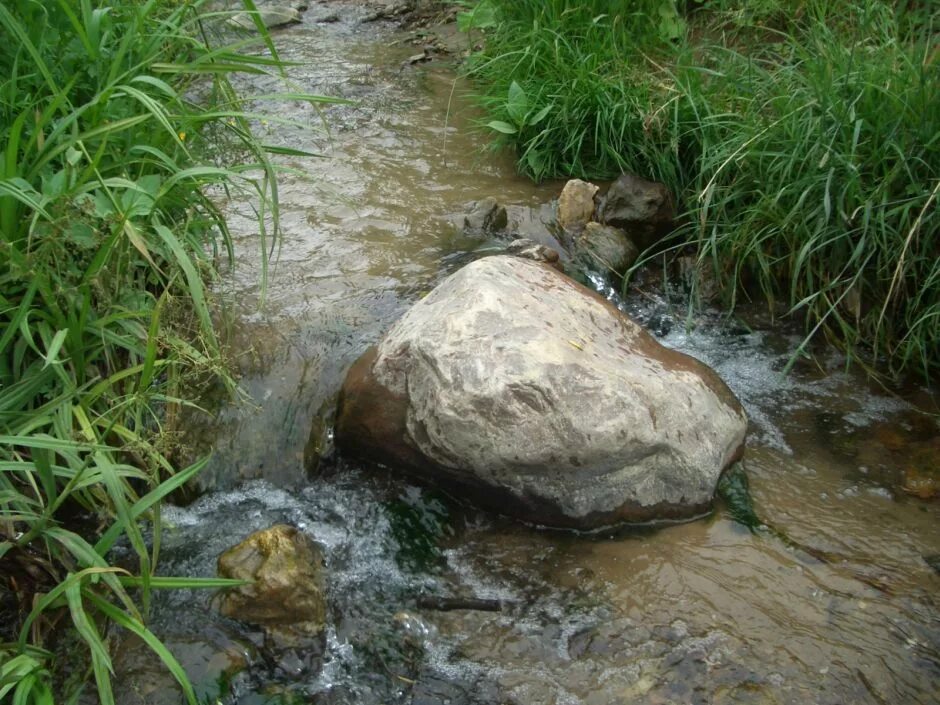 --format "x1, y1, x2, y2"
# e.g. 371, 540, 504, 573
120, 5, 940, 704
